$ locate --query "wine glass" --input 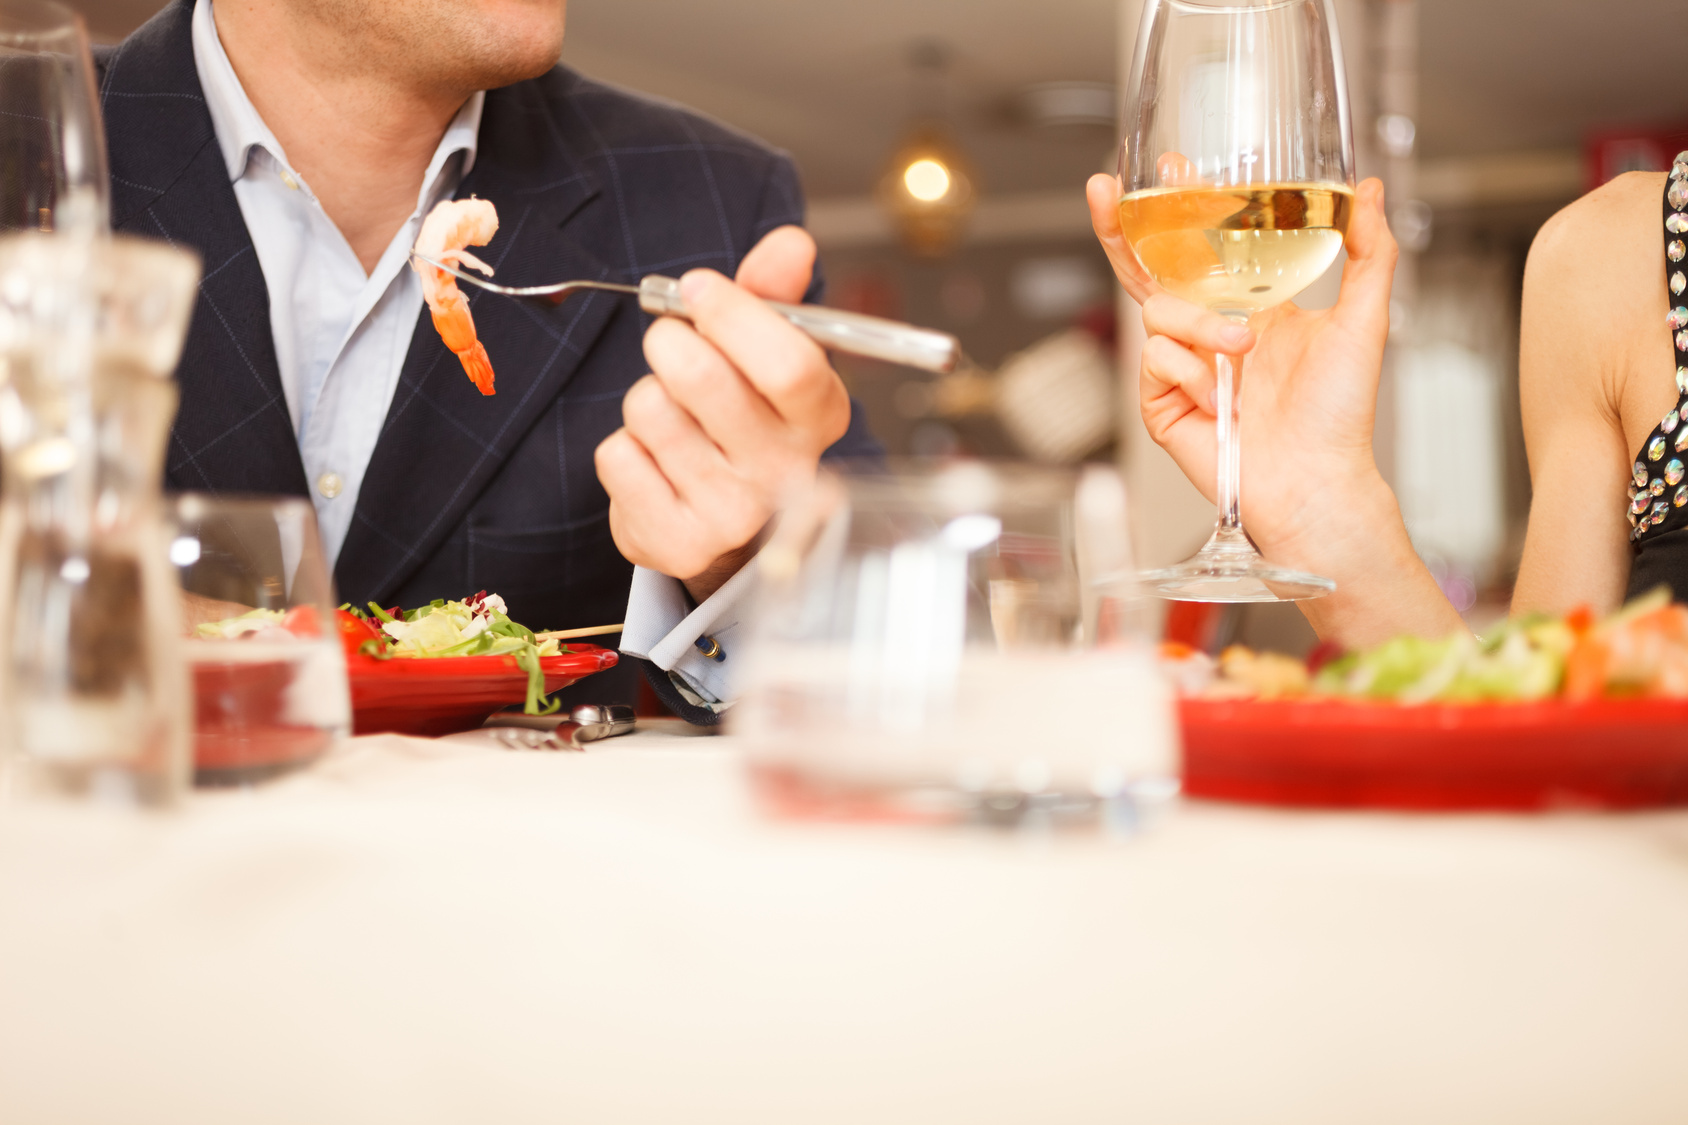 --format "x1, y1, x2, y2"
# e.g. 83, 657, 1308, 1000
0, 0, 109, 235
1119, 0, 1355, 602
